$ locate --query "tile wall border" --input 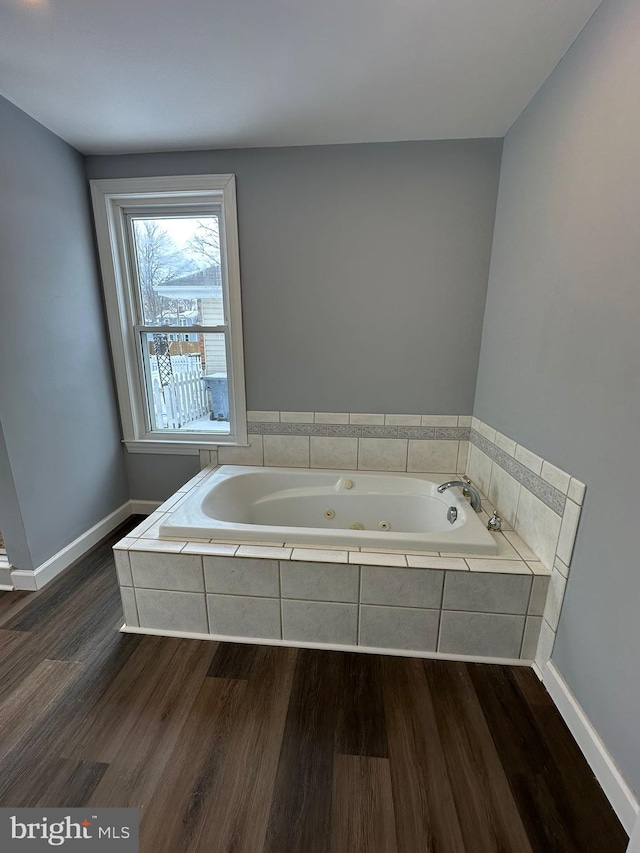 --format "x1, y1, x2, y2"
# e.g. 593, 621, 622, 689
249, 422, 470, 440
470, 429, 565, 515
202, 412, 471, 474
466, 417, 586, 673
